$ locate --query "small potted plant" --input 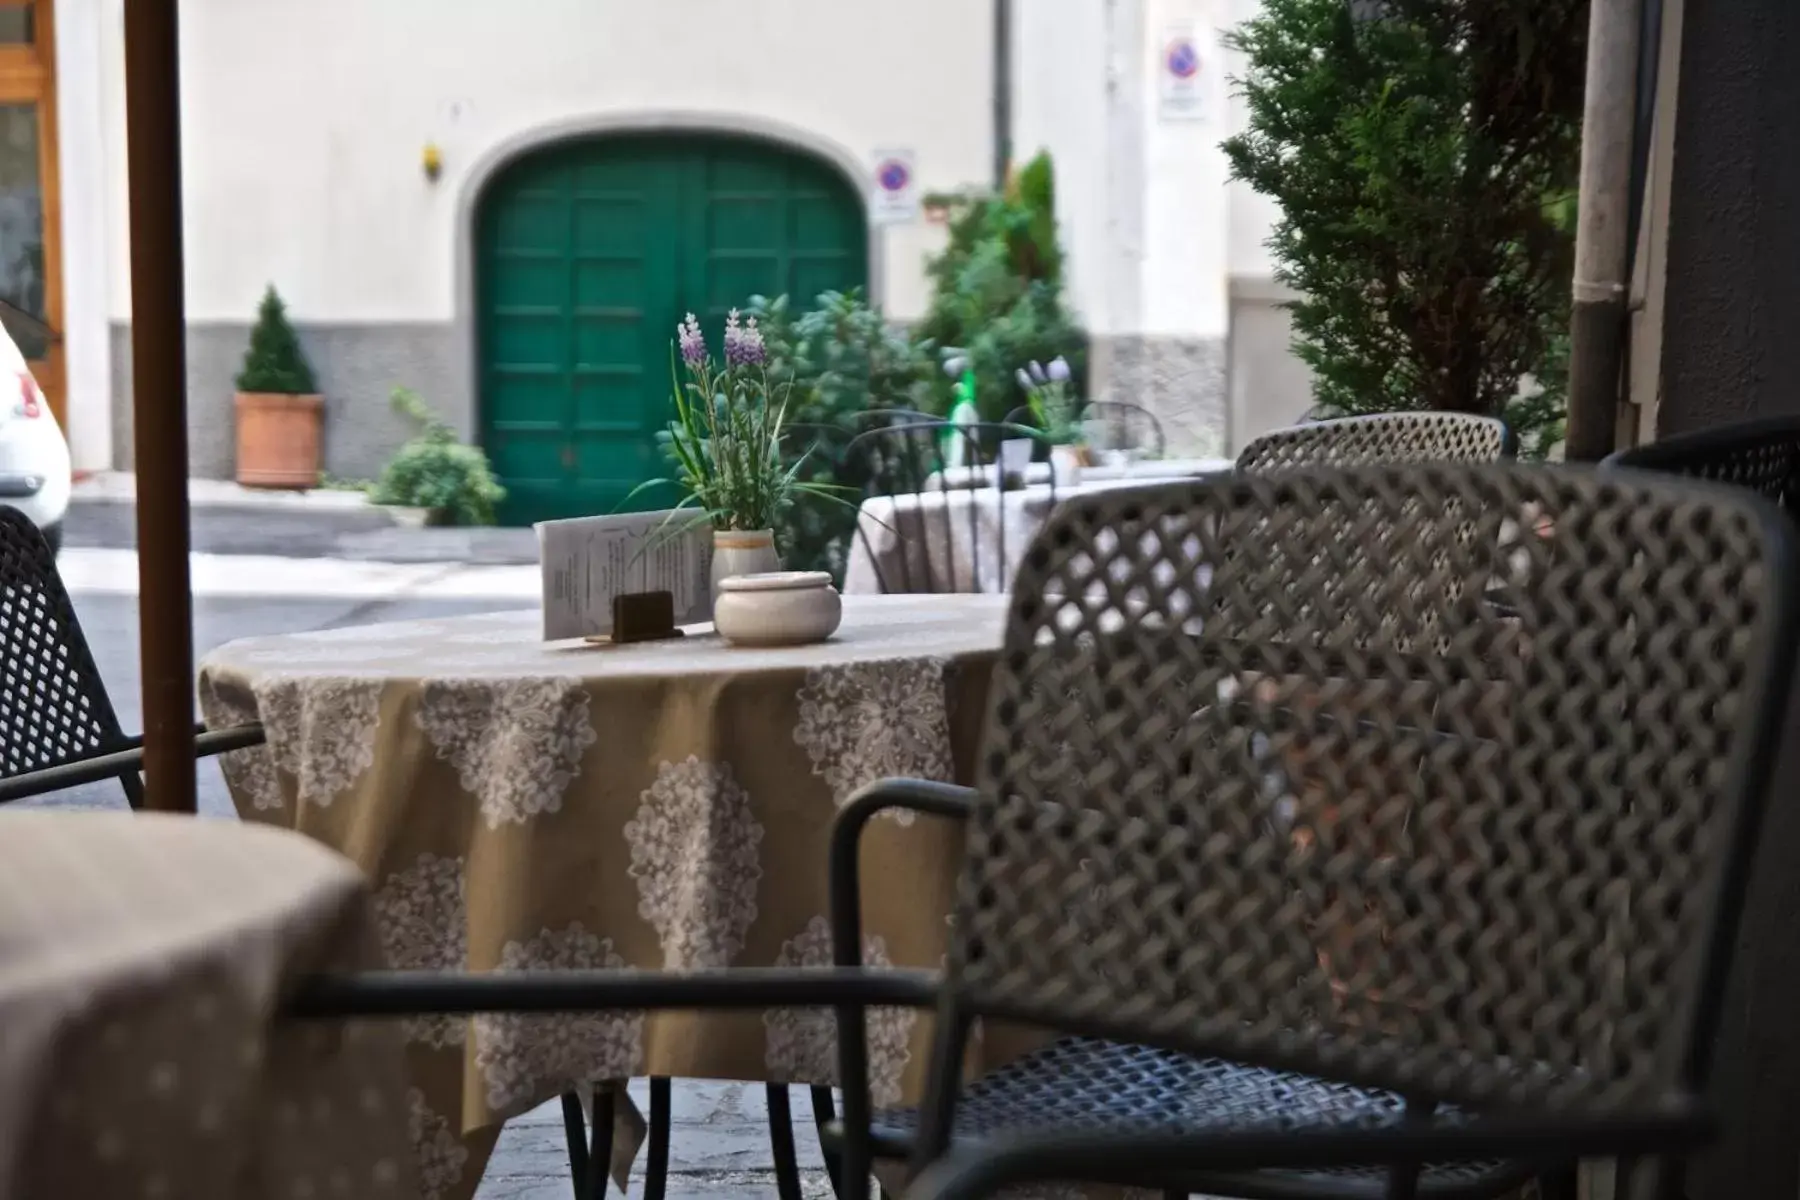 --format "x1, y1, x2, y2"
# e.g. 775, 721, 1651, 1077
368, 387, 506, 526
637, 309, 848, 599
234, 285, 324, 489
1017, 357, 1085, 483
